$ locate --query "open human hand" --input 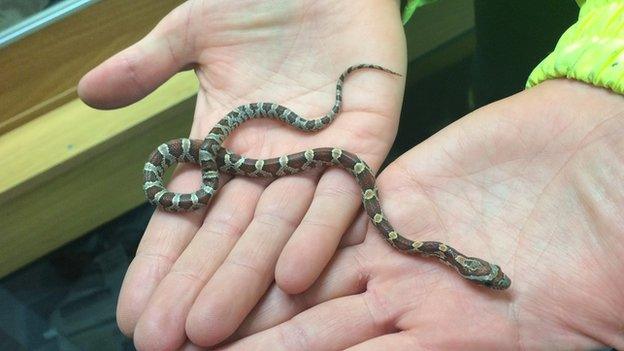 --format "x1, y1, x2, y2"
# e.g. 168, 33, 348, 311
78, 0, 405, 349
214, 80, 624, 350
